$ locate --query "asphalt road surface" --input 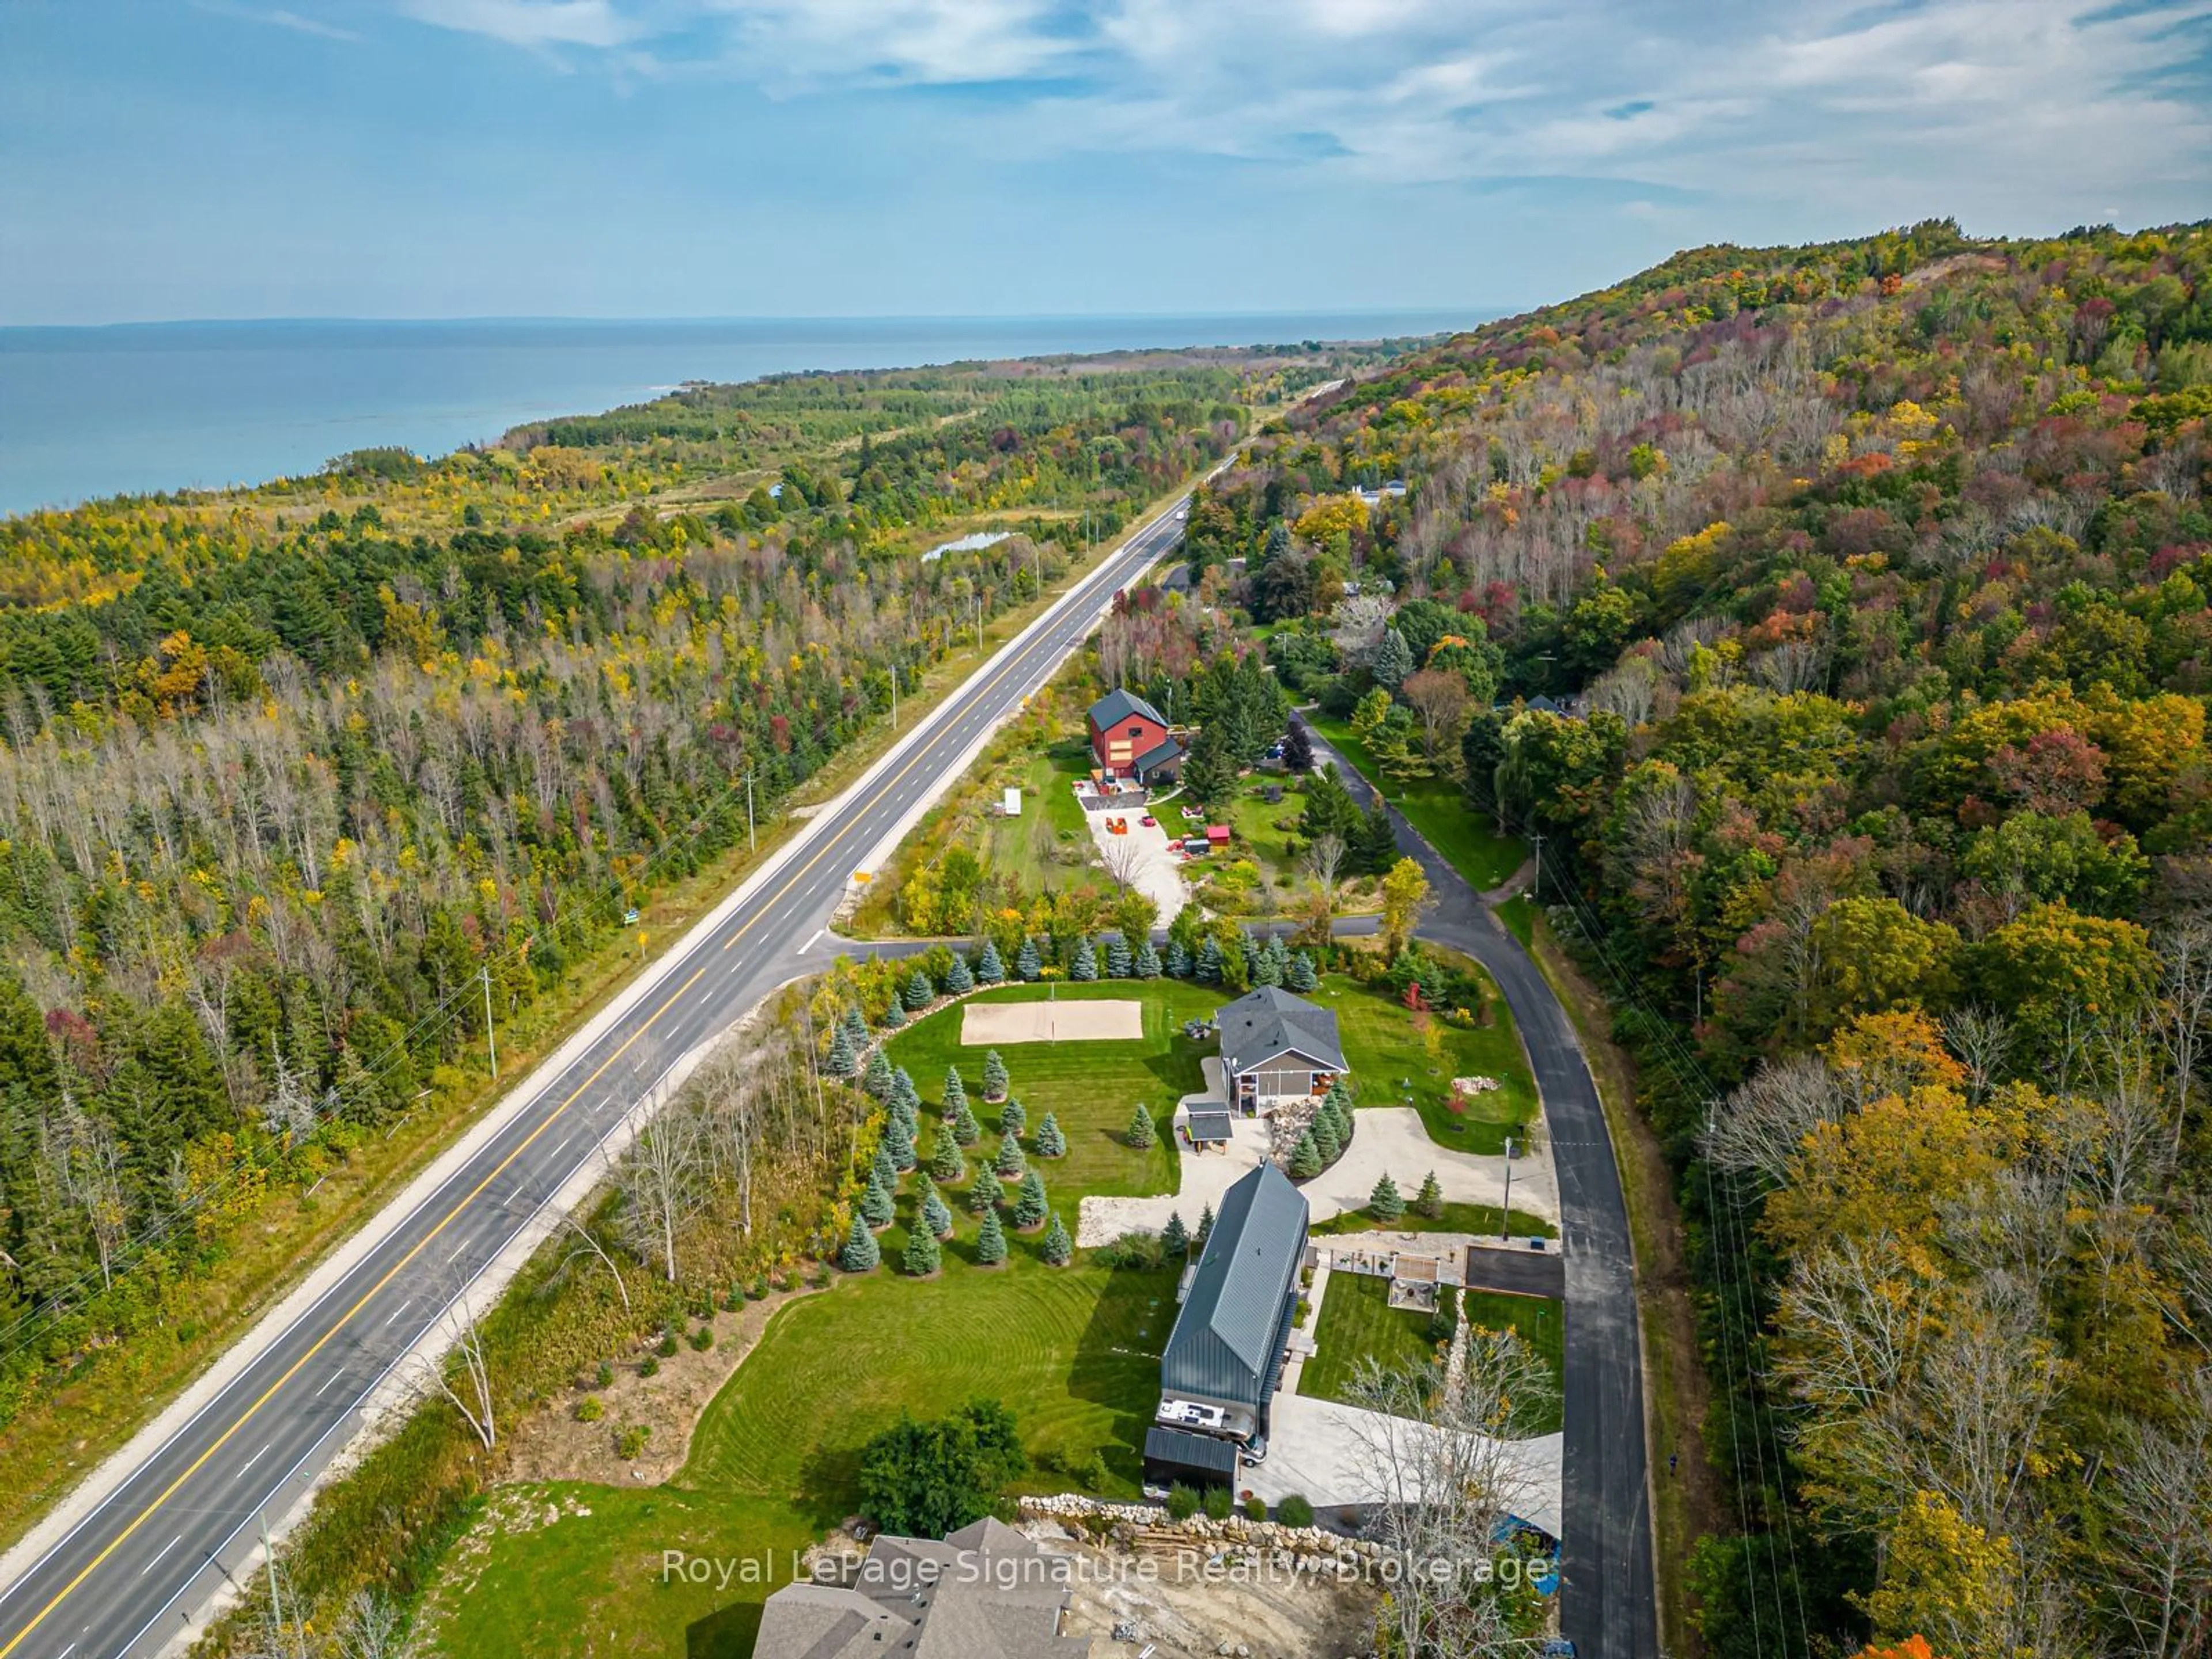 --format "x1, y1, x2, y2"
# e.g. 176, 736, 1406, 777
0, 494, 1199, 1659
1304, 724, 1660, 1659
